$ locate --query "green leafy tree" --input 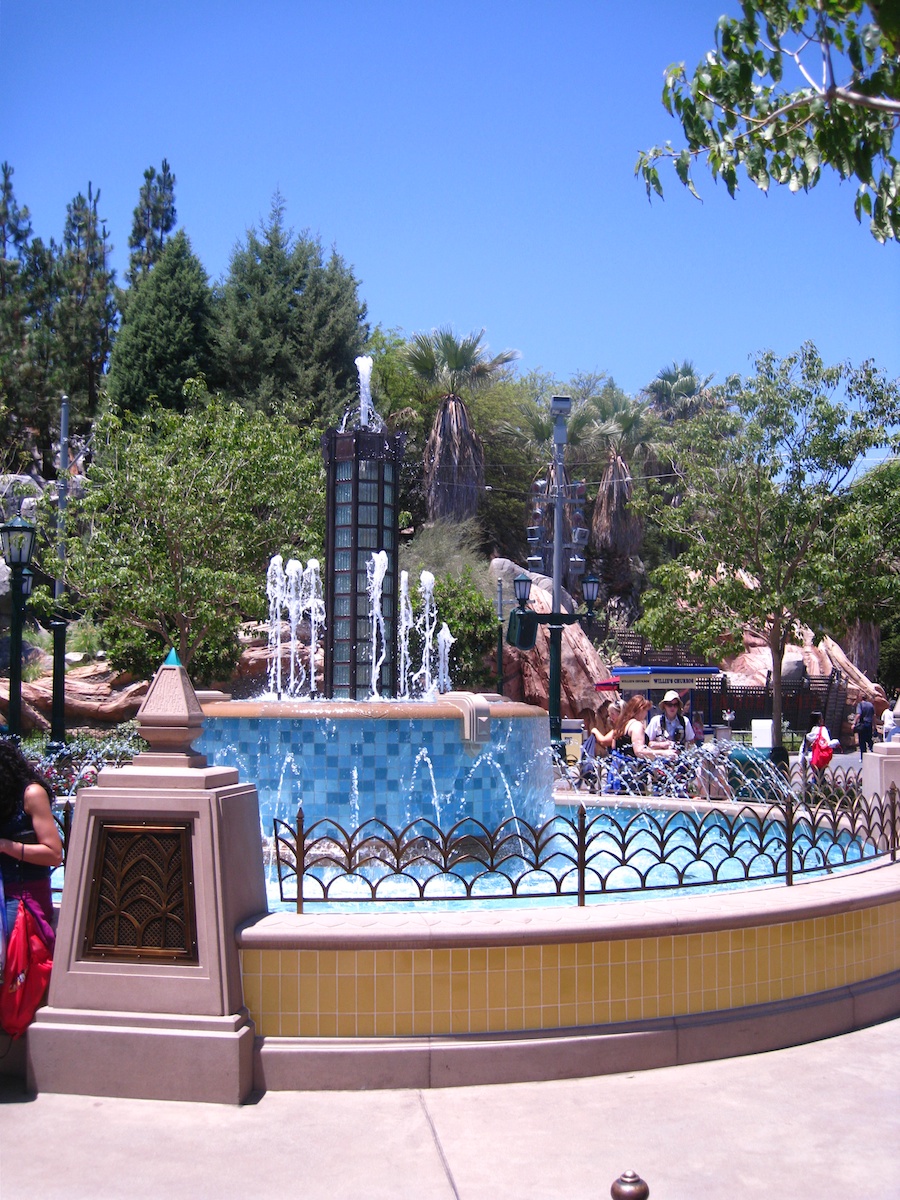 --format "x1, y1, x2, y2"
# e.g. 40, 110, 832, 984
107, 229, 216, 412
55, 385, 325, 683
485, 370, 615, 566
126, 159, 177, 287
849, 455, 900, 686
400, 523, 496, 689
433, 570, 496, 691
214, 195, 368, 426
406, 327, 518, 523
637, 2, 900, 241
641, 360, 720, 573
637, 342, 900, 746
365, 325, 428, 527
